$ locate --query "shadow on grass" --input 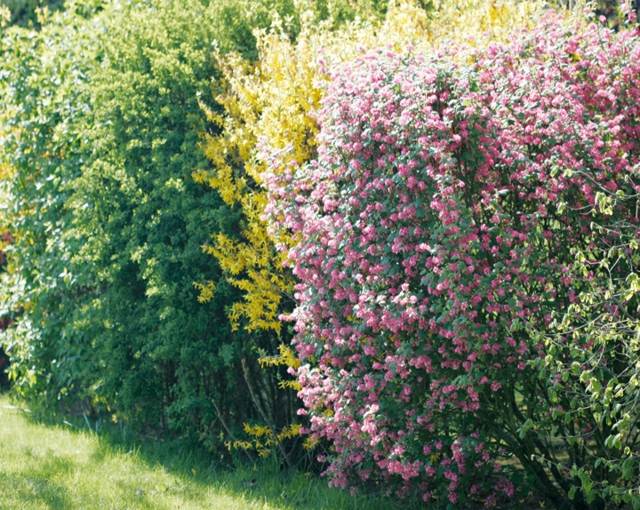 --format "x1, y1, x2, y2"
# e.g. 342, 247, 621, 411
0, 467, 73, 510
3, 395, 409, 510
